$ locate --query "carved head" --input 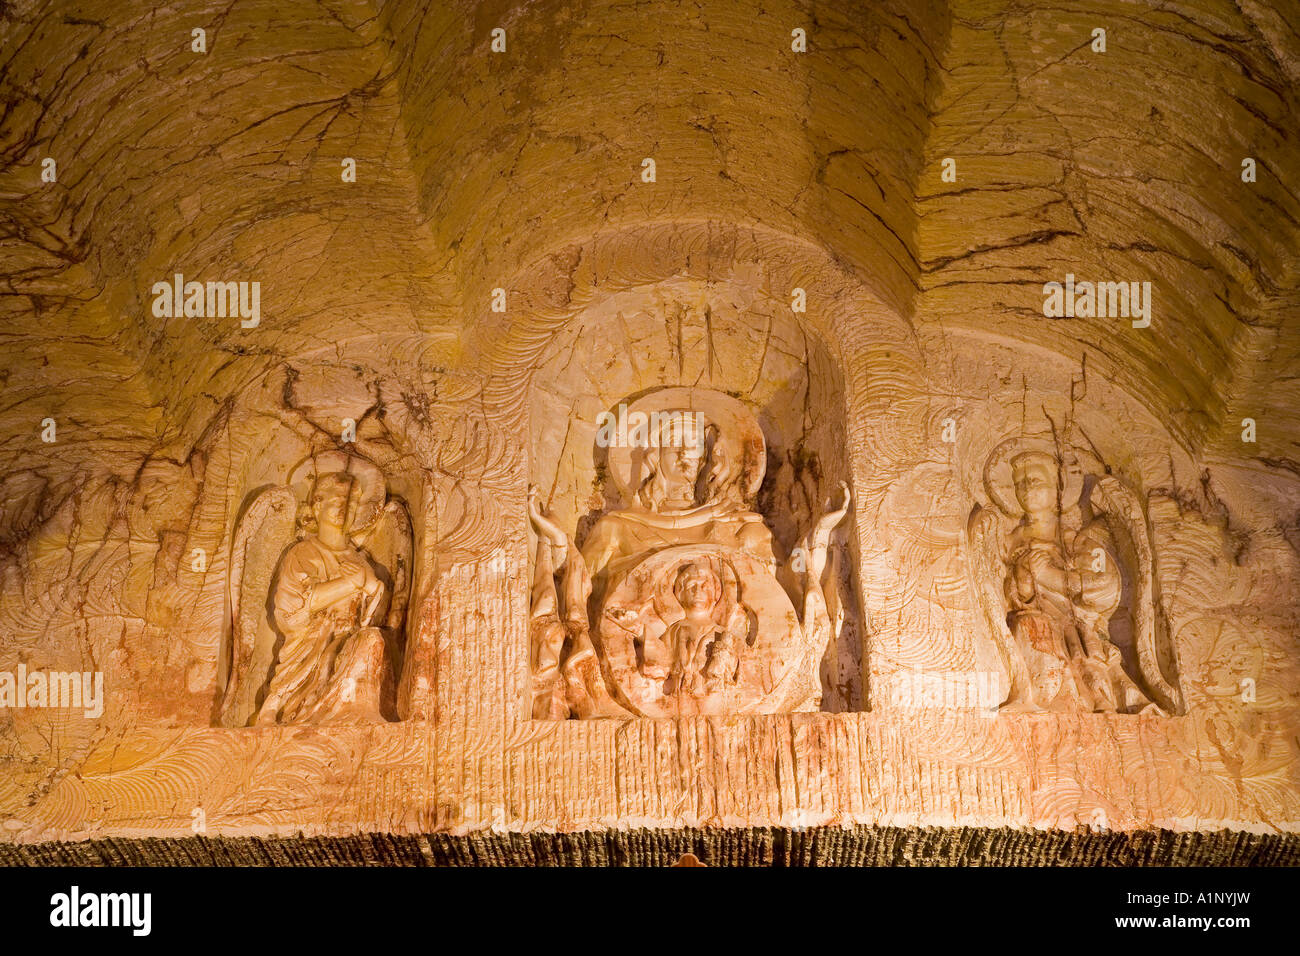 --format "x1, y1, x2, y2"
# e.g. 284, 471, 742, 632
1011, 451, 1058, 515
299, 472, 355, 536
672, 561, 722, 613
640, 411, 707, 511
